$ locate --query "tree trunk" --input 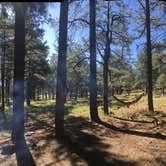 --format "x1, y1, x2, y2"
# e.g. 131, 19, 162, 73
48, 91, 51, 100
74, 85, 78, 101
26, 58, 31, 106
69, 90, 72, 99
42, 91, 44, 100
45, 92, 47, 100
145, 0, 154, 112
37, 90, 40, 100
12, 3, 26, 143
52, 90, 55, 100
1, 31, 5, 112
103, 3, 109, 115
5, 79, 10, 106
103, 1, 113, 115
103, 55, 109, 114
89, 0, 100, 122
55, 0, 69, 138
162, 87, 164, 96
